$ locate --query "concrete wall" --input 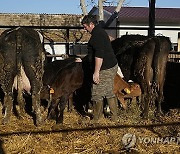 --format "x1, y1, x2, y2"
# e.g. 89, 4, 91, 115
0, 13, 82, 26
